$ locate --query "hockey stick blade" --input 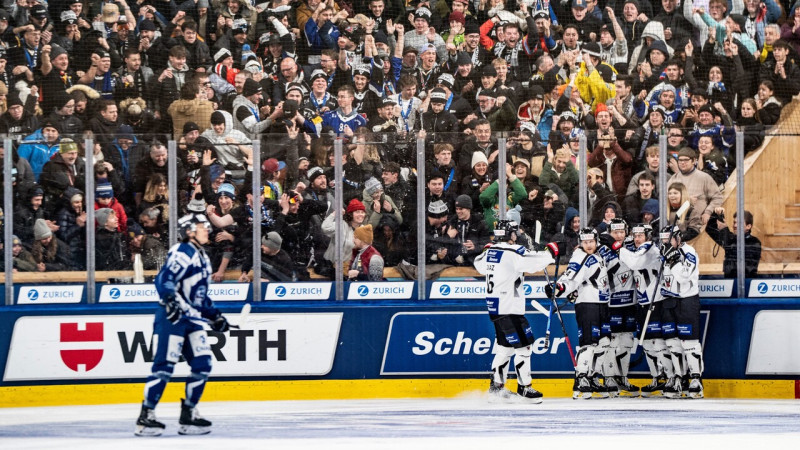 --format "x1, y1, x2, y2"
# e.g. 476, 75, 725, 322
530, 299, 550, 316
232, 303, 251, 329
